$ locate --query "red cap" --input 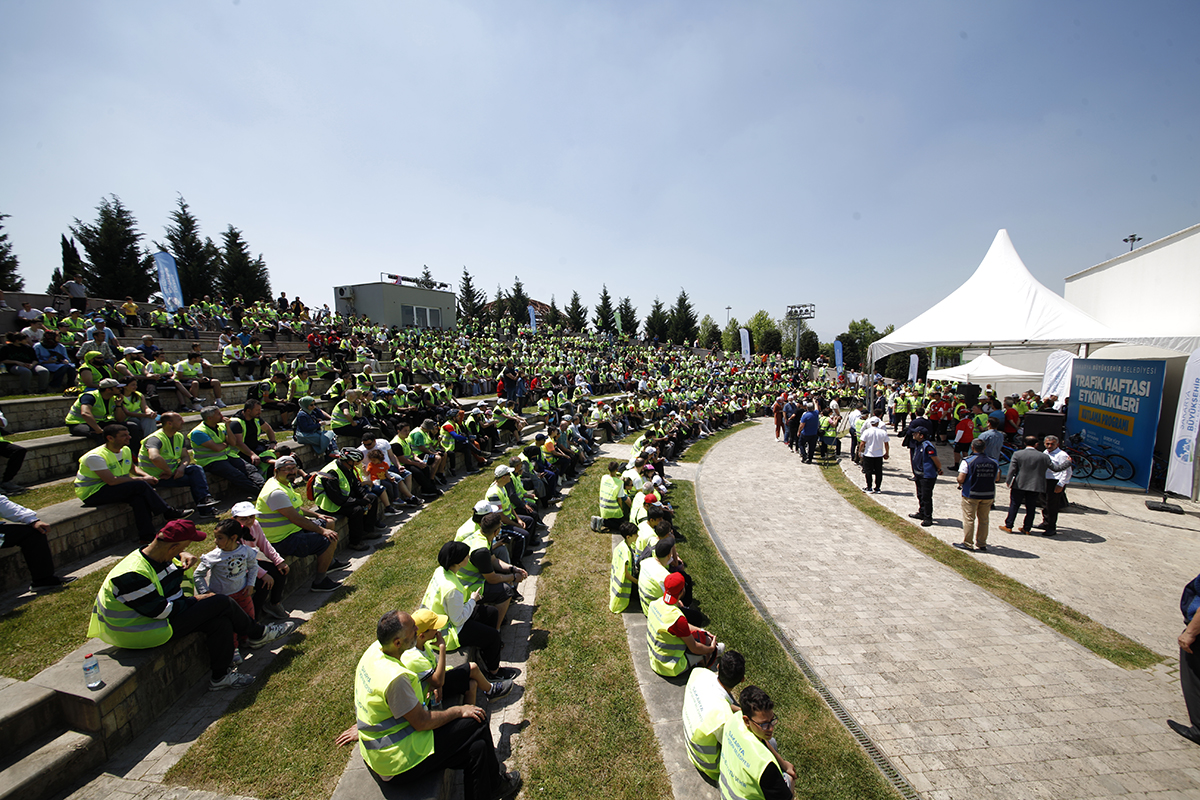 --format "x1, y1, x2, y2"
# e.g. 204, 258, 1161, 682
157, 520, 206, 543
663, 572, 685, 604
